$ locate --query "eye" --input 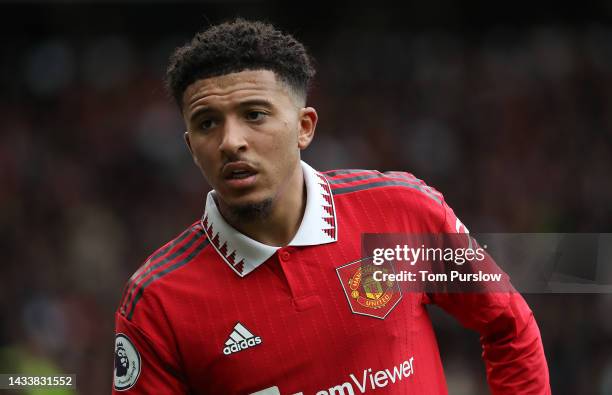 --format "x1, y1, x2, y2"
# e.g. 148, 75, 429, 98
199, 118, 217, 131
245, 111, 267, 122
